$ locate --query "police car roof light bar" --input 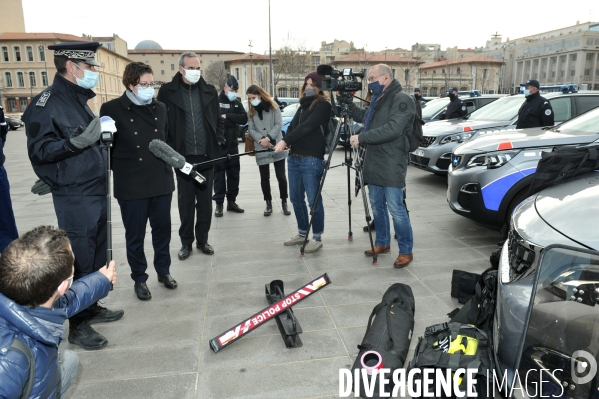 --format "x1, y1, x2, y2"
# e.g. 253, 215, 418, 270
209, 274, 332, 353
